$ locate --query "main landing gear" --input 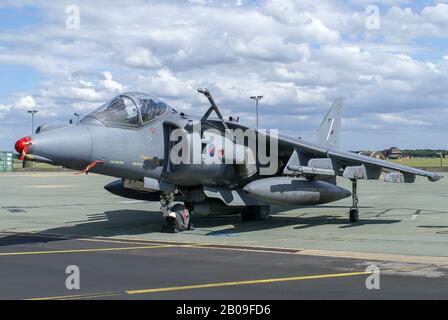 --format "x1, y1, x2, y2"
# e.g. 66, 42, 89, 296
160, 193, 194, 233
241, 206, 271, 221
349, 179, 359, 223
